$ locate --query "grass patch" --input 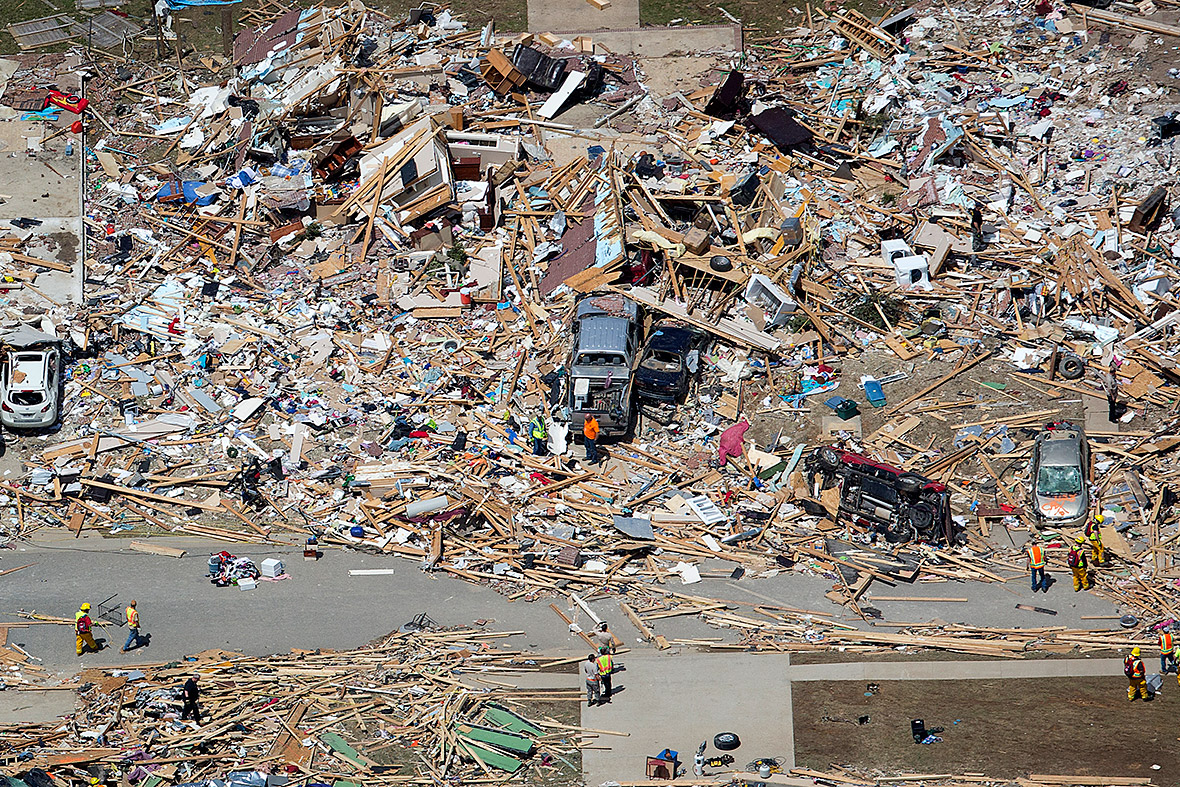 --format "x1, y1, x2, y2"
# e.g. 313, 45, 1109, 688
171, 0, 527, 57
639, 0, 883, 36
